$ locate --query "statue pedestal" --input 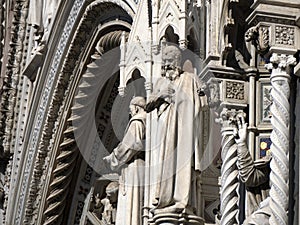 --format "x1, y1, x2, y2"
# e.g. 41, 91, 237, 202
149, 209, 204, 225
